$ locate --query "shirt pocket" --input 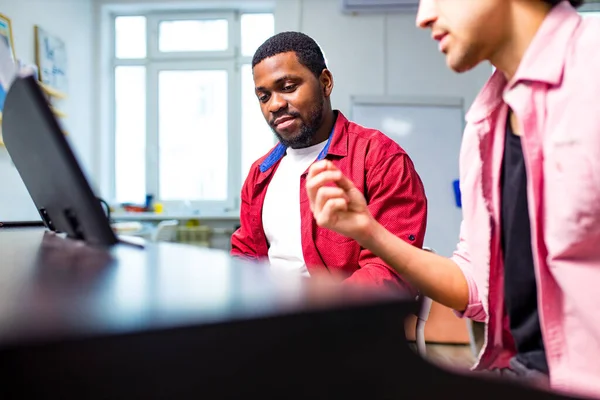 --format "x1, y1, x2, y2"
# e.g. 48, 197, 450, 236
314, 226, 361, 270
317, 226, 355, 244
544, 140, 600, 254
